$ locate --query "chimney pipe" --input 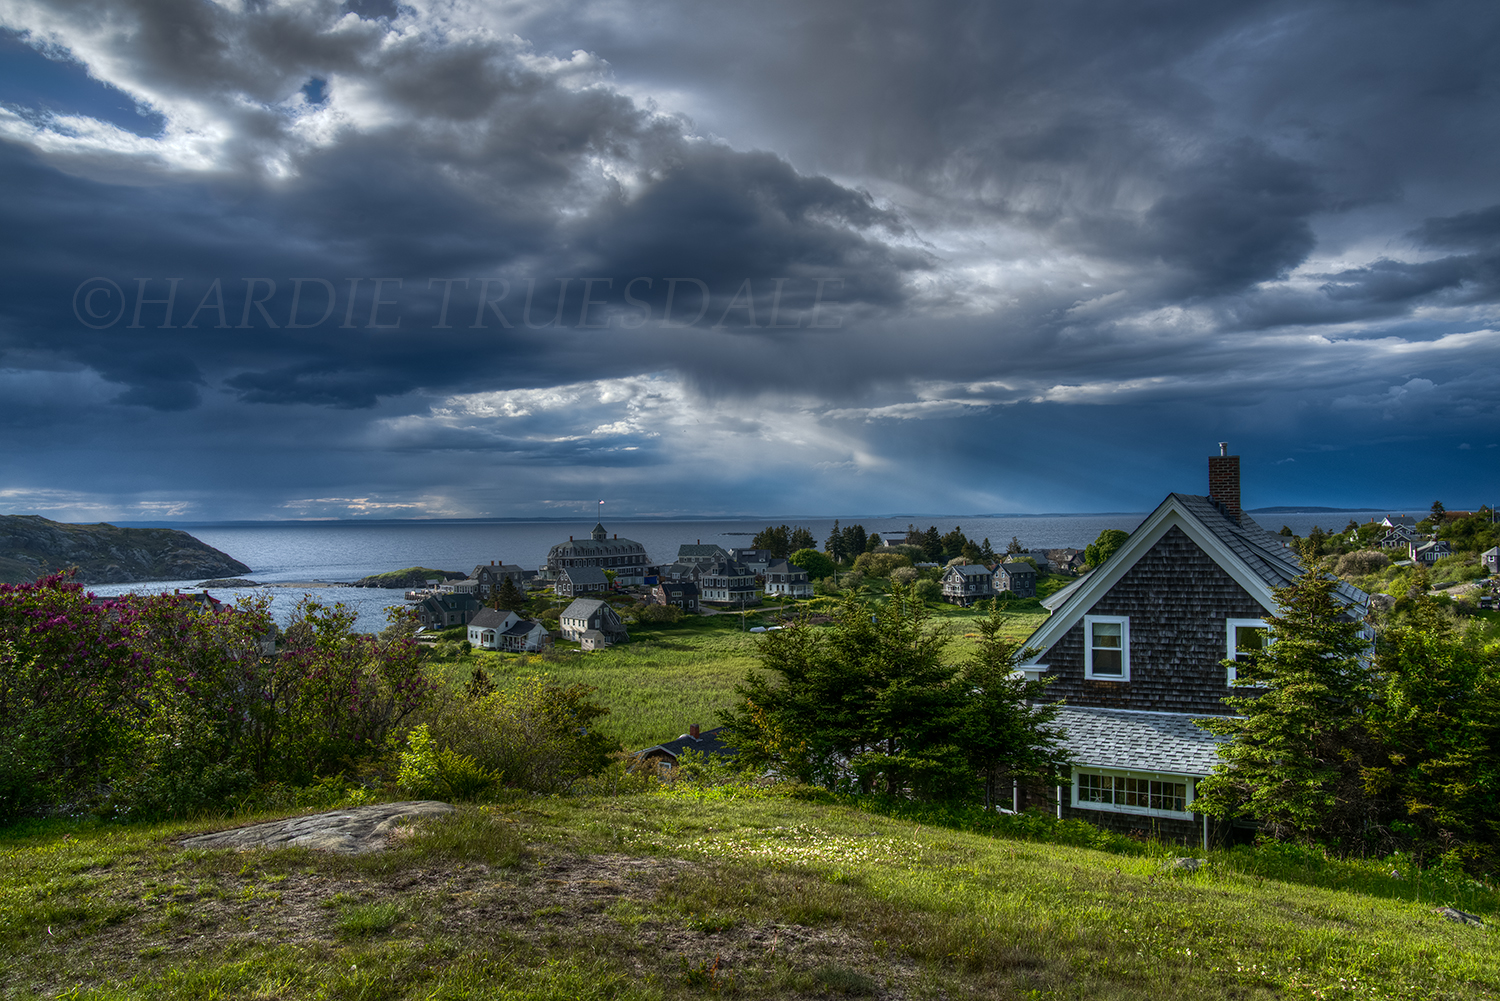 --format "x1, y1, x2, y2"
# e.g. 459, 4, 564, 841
1208, 444, 1241, 522
690, 724, 700, 738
